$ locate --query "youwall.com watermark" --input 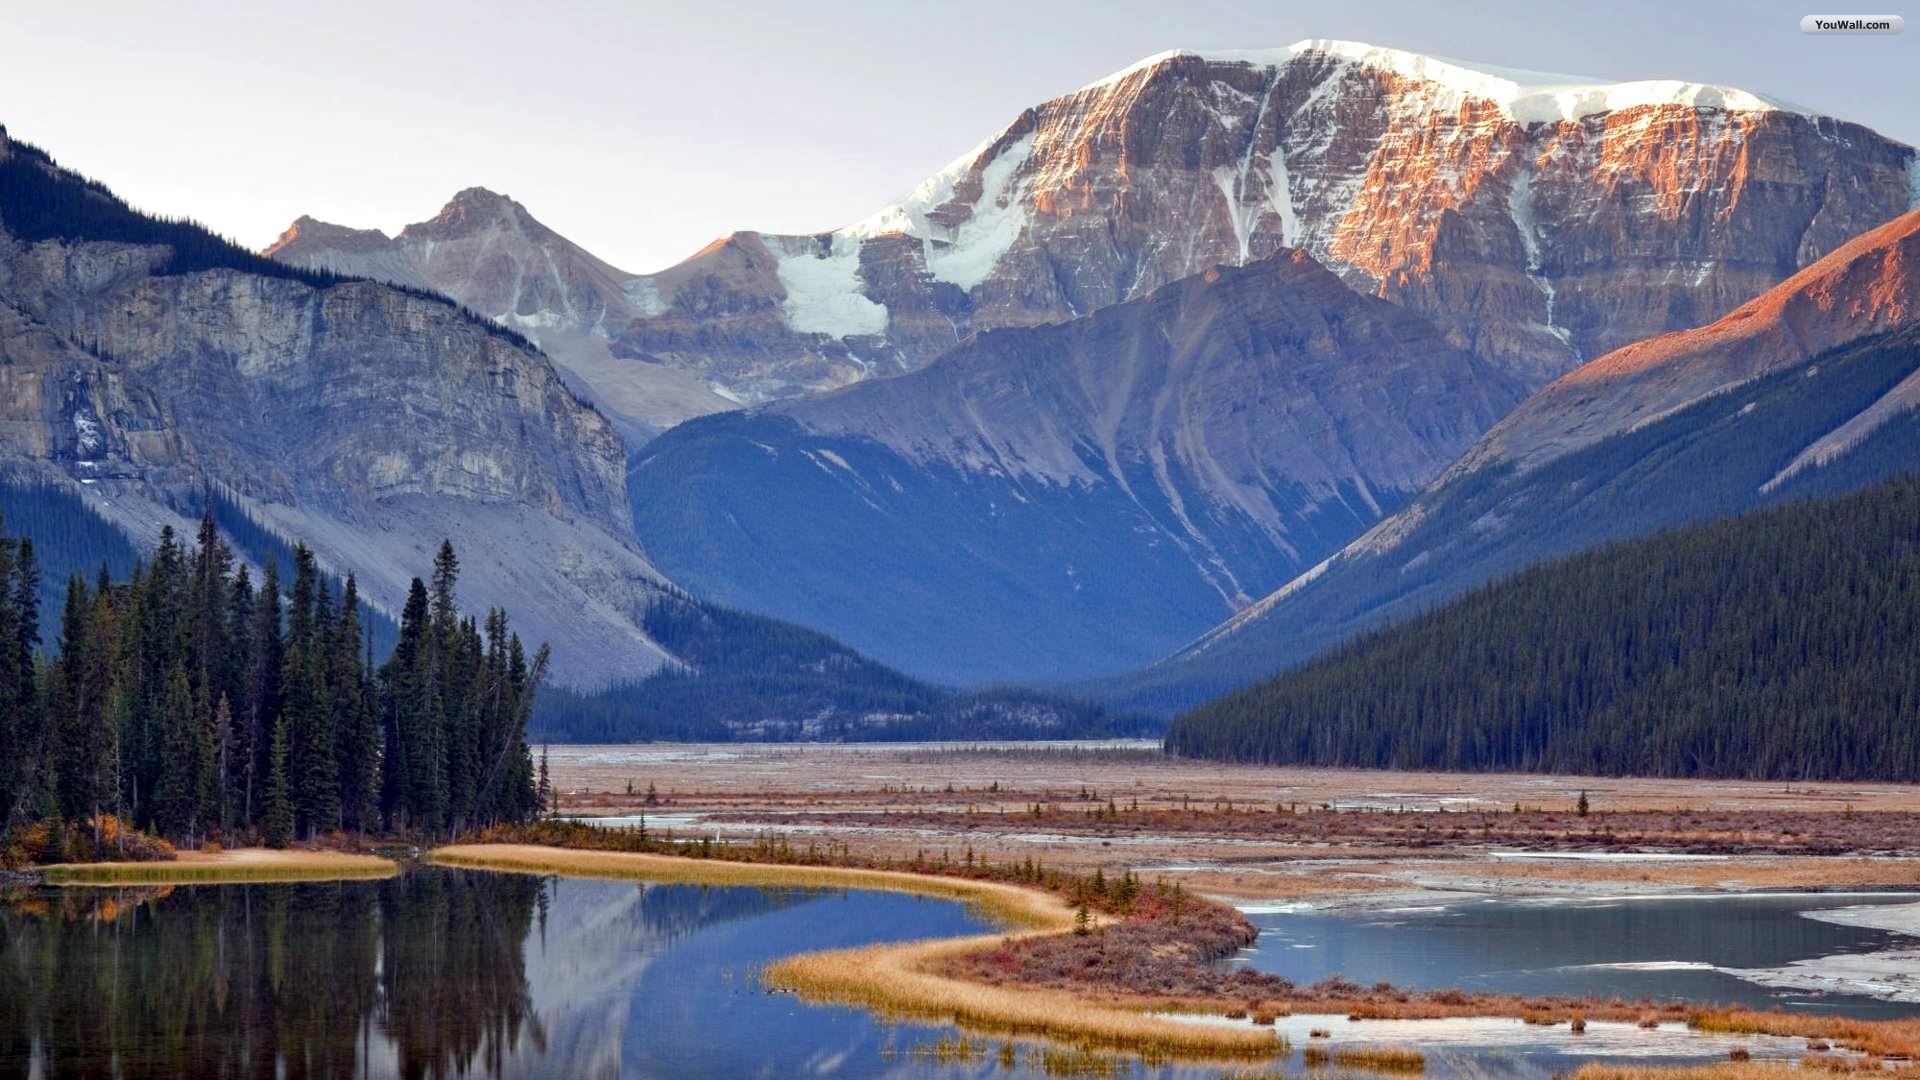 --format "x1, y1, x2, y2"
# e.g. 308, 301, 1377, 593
1800, 14, 1904, 33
